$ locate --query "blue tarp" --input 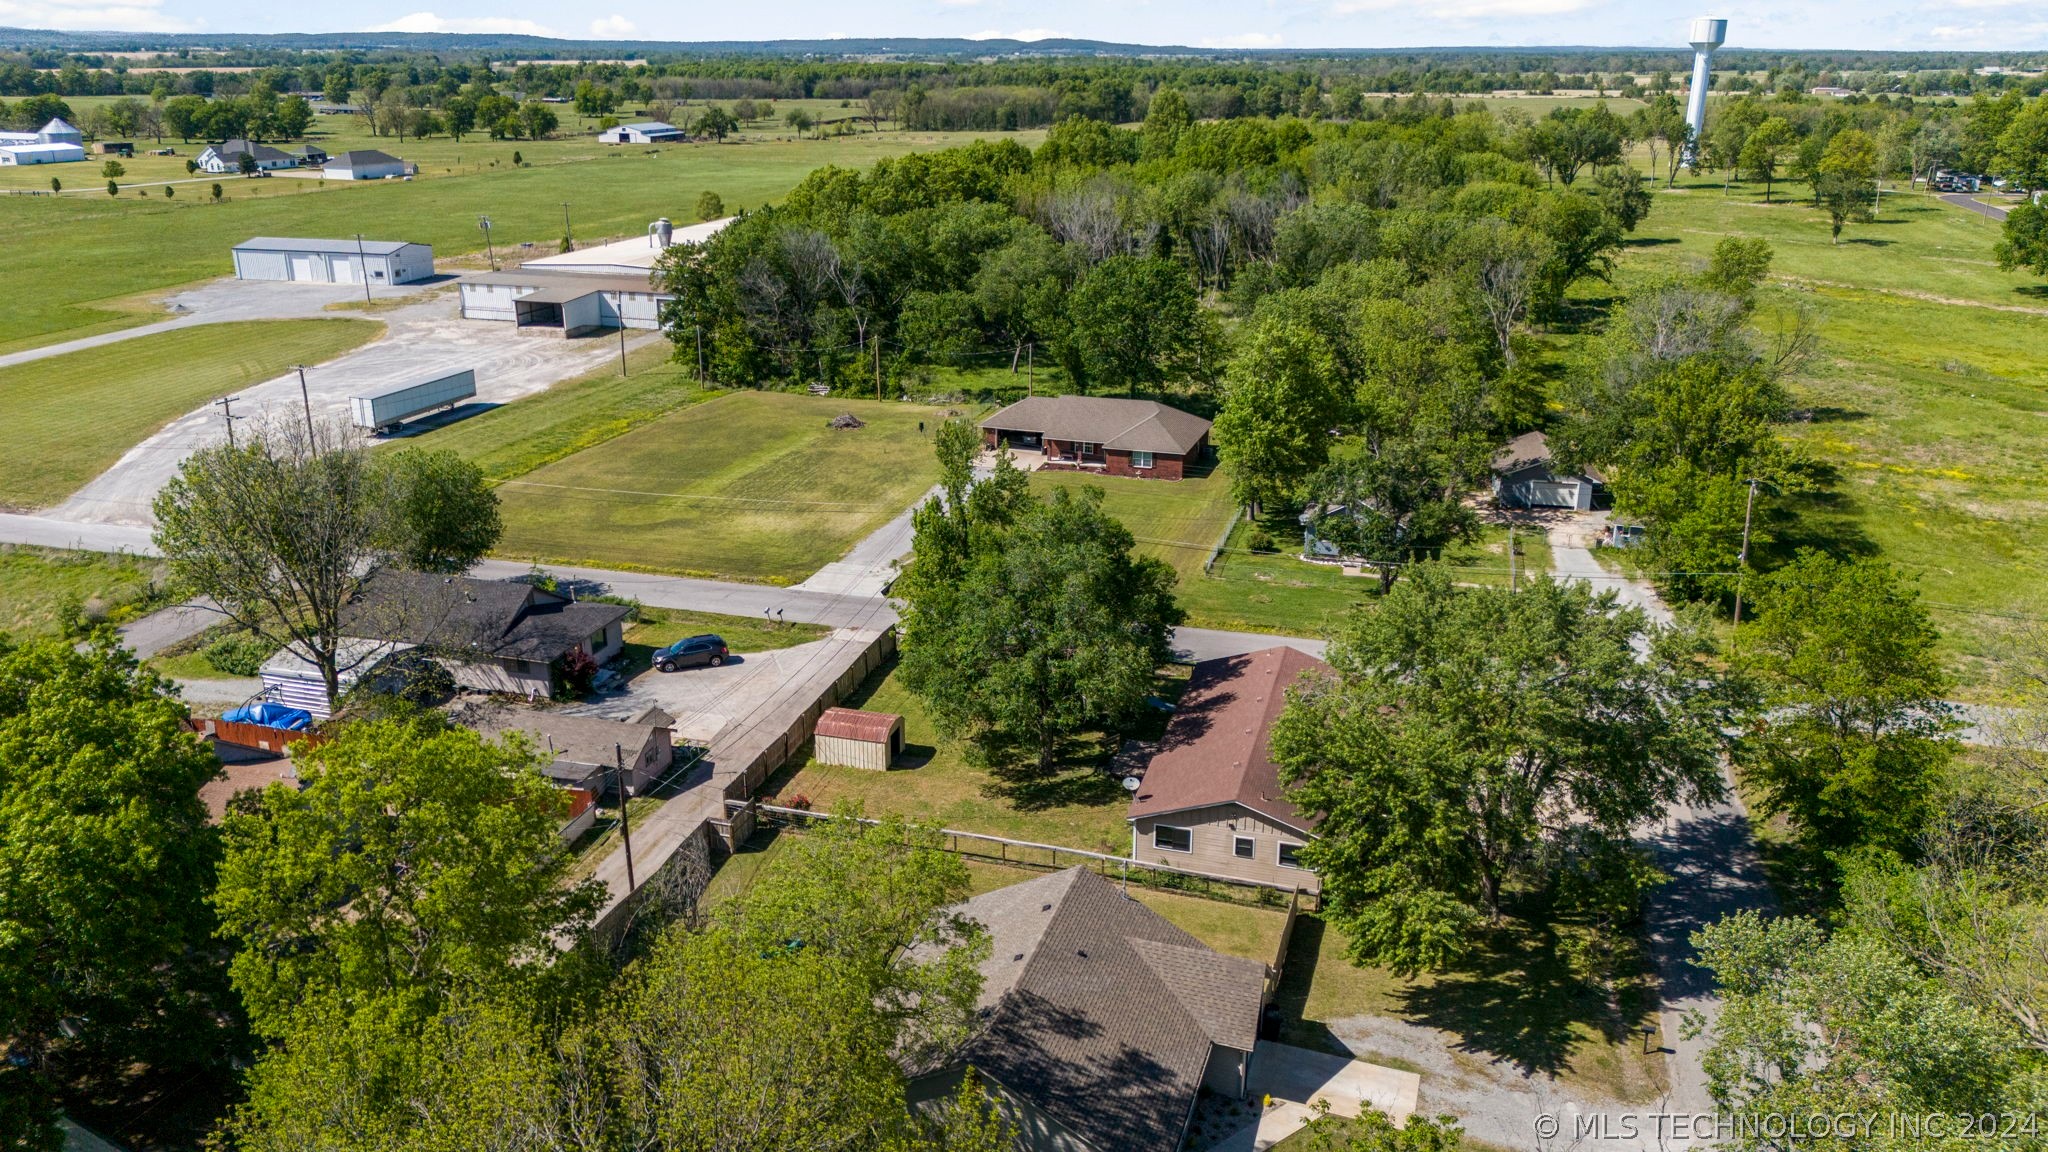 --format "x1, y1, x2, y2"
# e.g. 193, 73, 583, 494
222, 703, 314, 731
